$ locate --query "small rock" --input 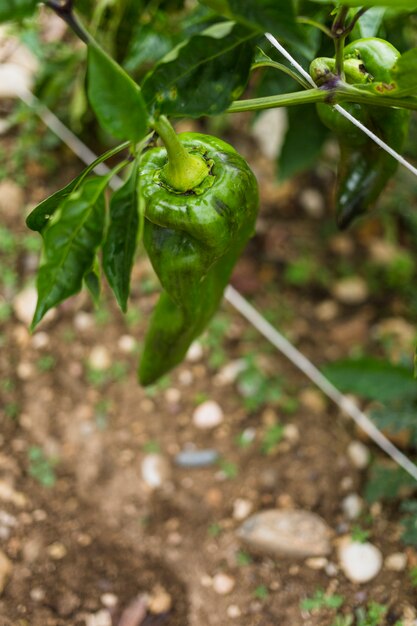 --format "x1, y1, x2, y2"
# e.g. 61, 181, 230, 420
141, 454, 170, 489
227, 605, 242, 619
299, 388, 326, 414
30, 587, 46, 602
332, 277, 369, 305
368, 239, 400, 265
283, 424, 300, 444
0, 180, 24, 222
385, 552, 407, 572
341, 494, 363, 520
315, 300, 339, 321
0, 481, 26, 507
74, 311, 94, 332
17, 361, 35, 380
233, 498, 253, 521
325, 562, 339, 577
88, 346, 111, 371
101, 593, 118, 608
214, 359, 247, 386
186, 341, 204, 362
31, 332, 50, 349
165, 388, 181, 404
329, 234, 354, 257
212, 573, 235, 595
347, 441, 371, 469
0, 550, 12, 594
47, 542, 67, 560
12, 286, 37, 326
175, 449, 219, 468
117, 335, 136, 353
339, 540, 382, 583
192, 401, 224, 429
148, 586, 172, 614
299, 188, 324, 219
305, 557, 328, 570
237, 509, 332, 559
85, 609, 112, 626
